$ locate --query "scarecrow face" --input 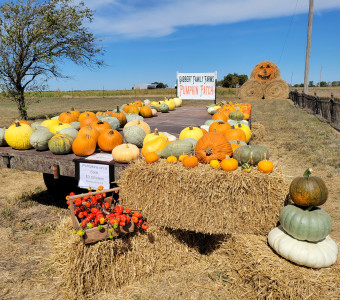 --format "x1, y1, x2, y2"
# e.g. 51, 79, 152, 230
252, 61, 278, 83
